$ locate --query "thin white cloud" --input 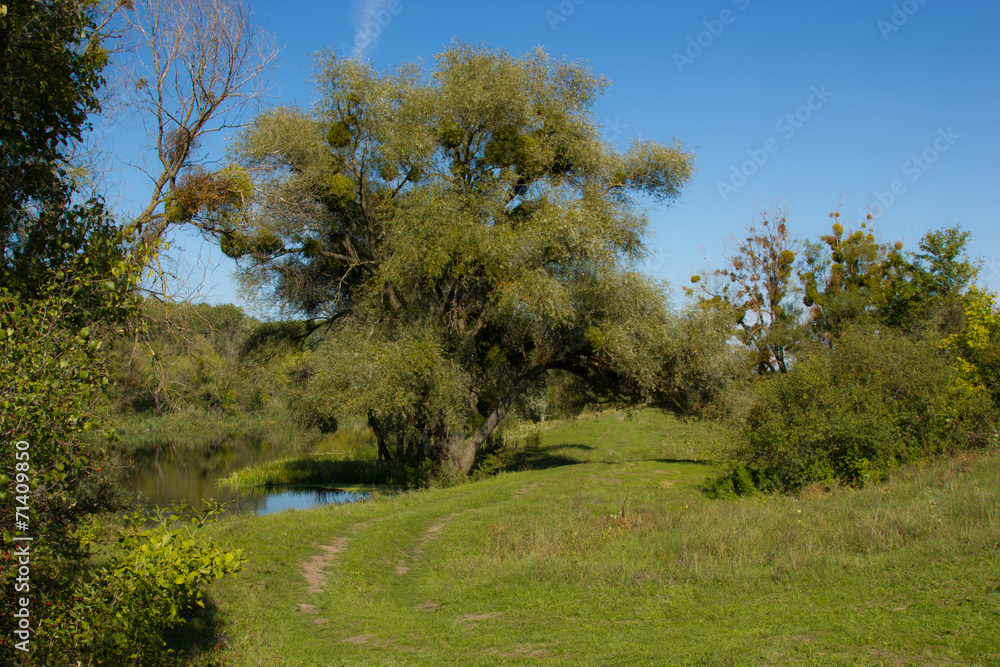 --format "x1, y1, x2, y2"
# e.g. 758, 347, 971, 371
349, 0, 385, 59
